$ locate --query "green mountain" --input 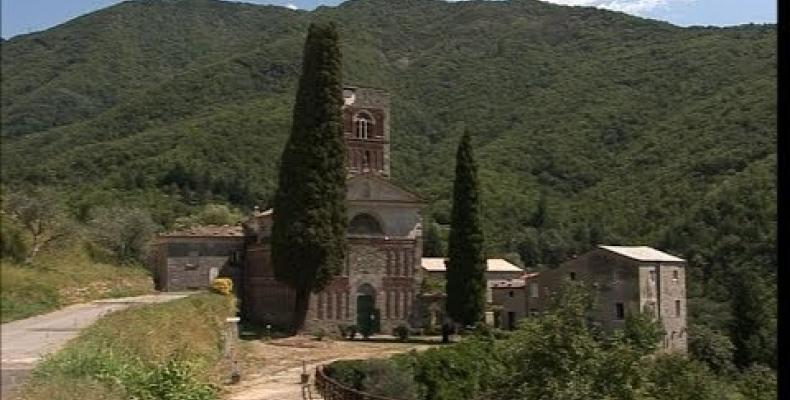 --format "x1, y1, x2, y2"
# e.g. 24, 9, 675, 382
0, 0, 776, 293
